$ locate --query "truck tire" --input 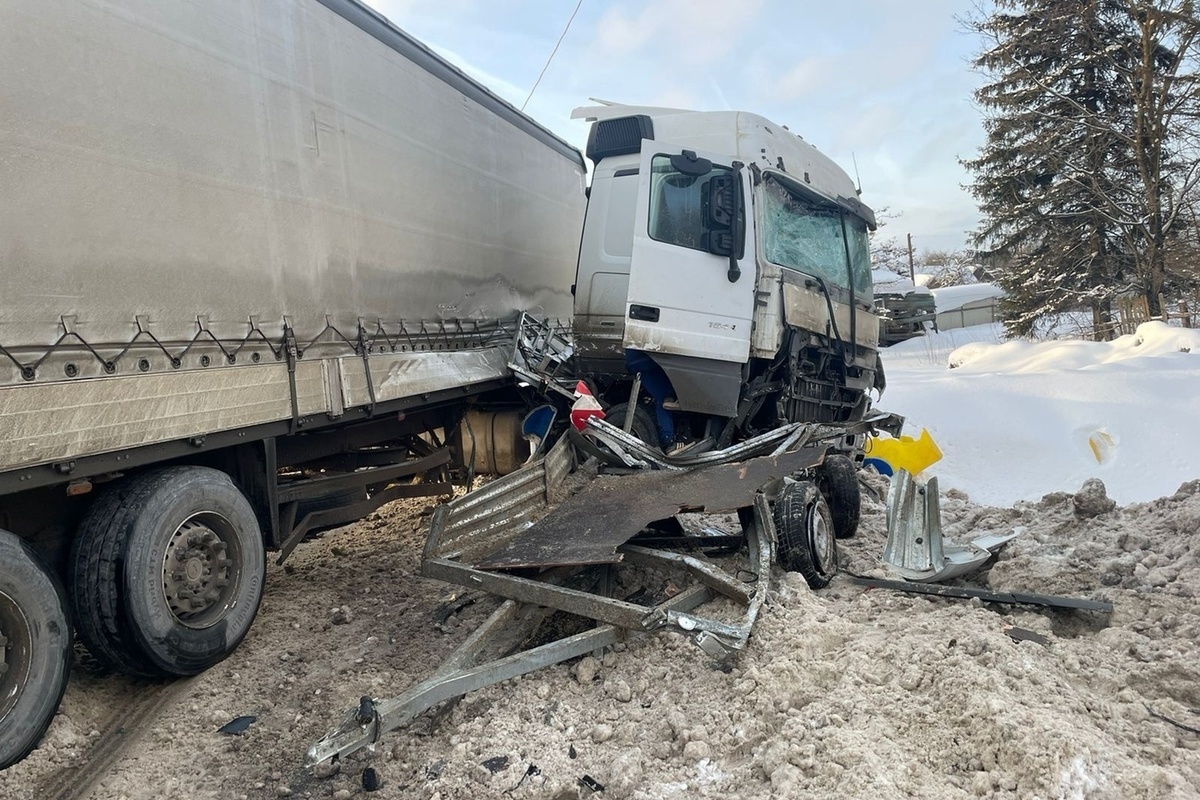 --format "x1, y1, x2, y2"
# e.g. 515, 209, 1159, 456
0, 530, 73, 769
69, 479, 164, 677
605, 403, 660, 448
773, 481, 838, 589
70, 467, 265, 677
817, 454, 861, 539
